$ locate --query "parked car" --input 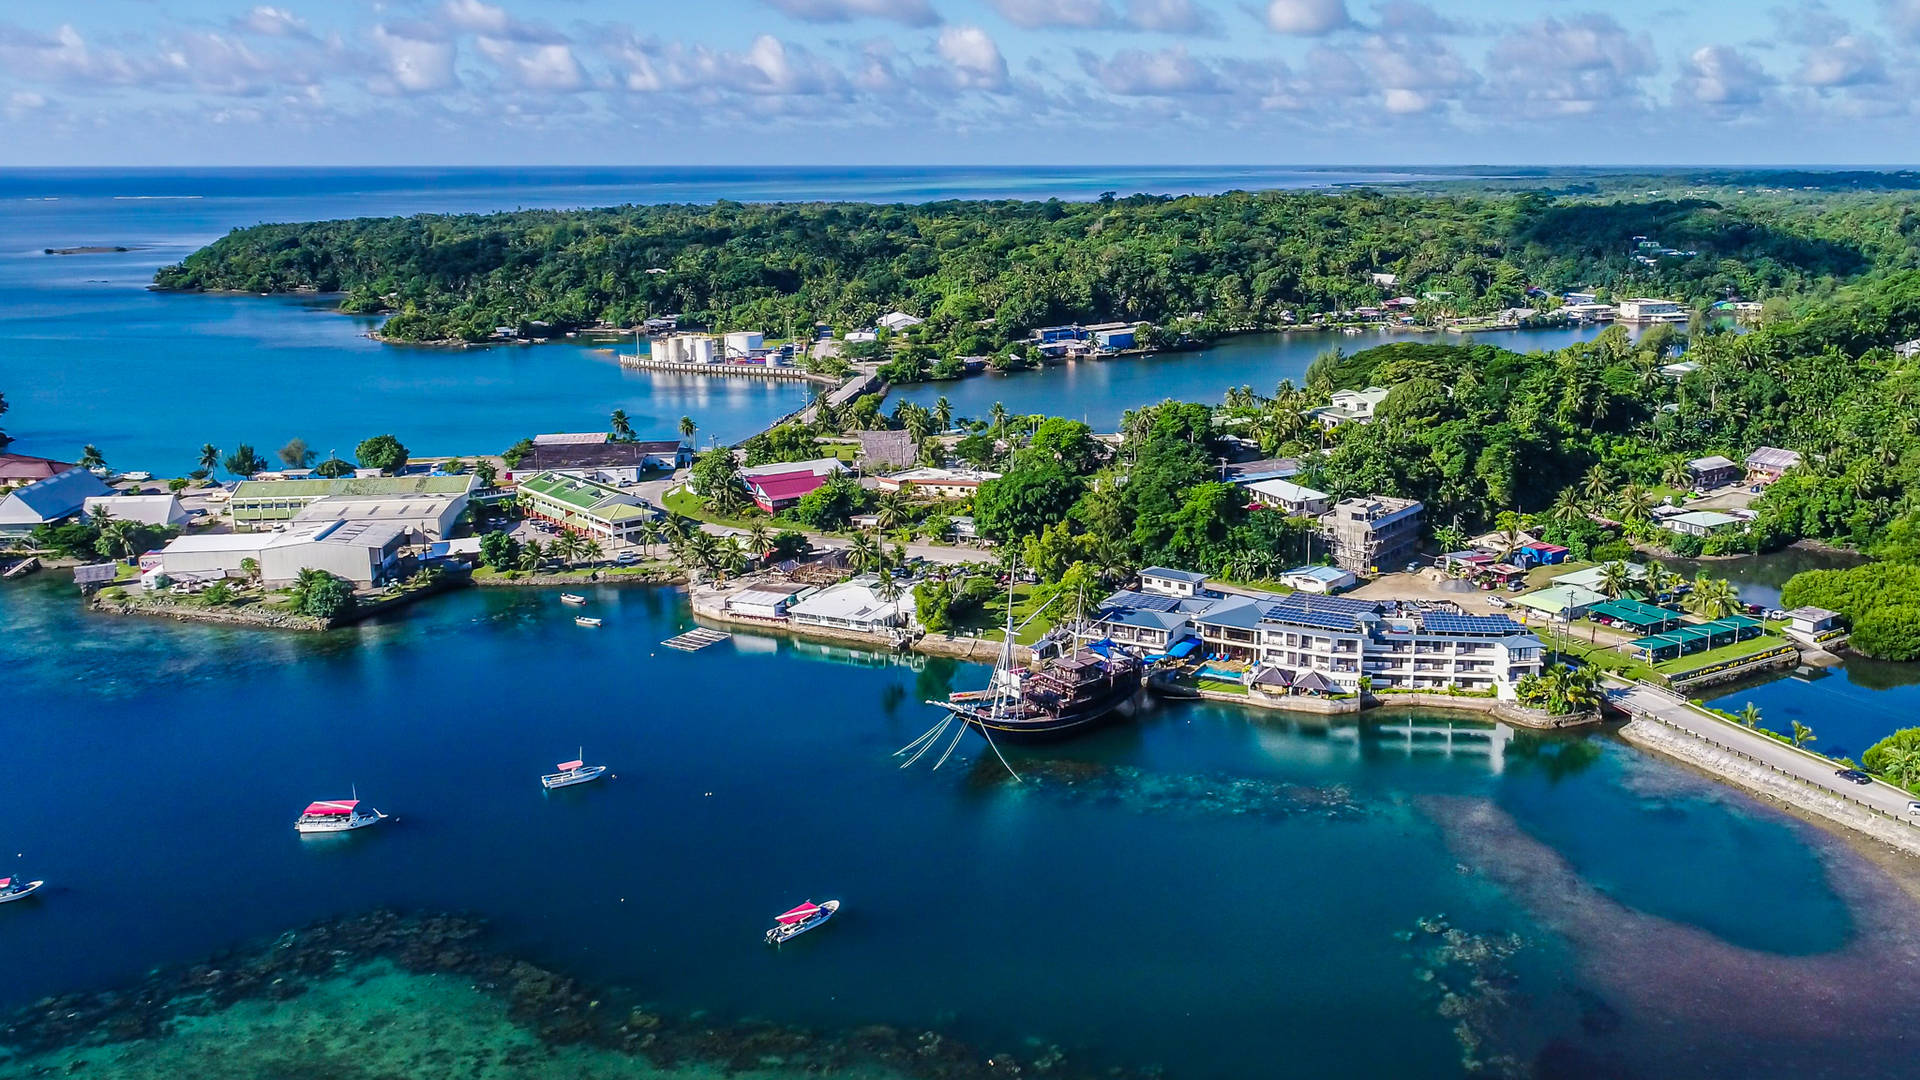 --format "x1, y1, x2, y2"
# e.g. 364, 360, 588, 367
615, 552, 640, 566
1907, 801, 1920, 816
1835, 768, 1872, 785
1486, 595, 1511, 609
